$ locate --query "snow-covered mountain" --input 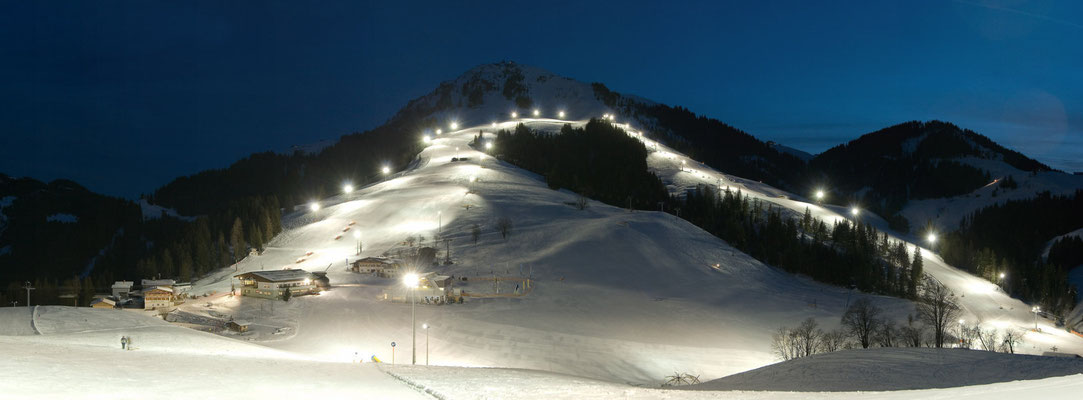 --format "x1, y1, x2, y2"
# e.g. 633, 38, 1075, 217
5, 62, 1083, 398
